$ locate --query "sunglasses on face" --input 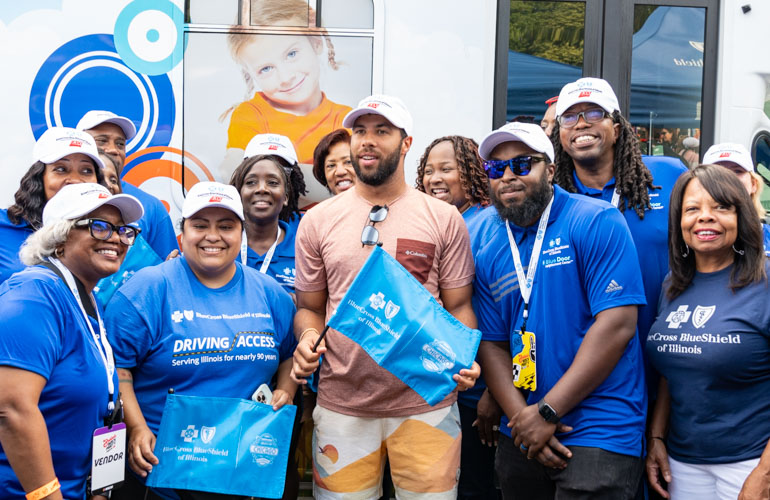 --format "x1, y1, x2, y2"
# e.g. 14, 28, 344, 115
483, 156, 547, 179
74, 218, 140, 246
557, 108, 609, 128
361, 204, 388, 247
